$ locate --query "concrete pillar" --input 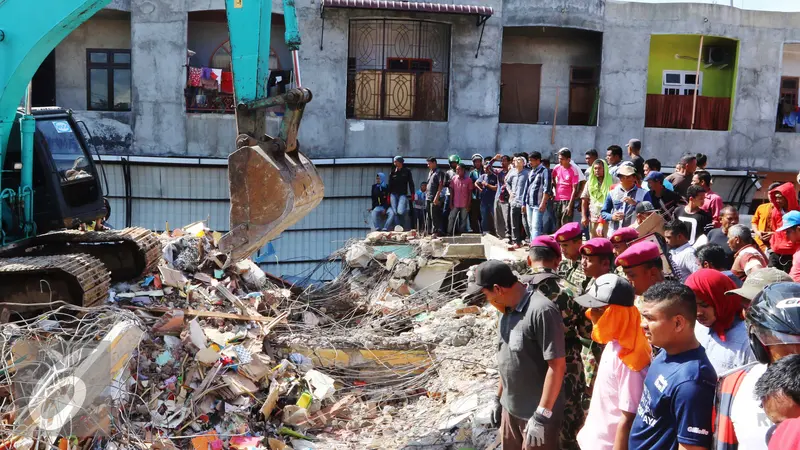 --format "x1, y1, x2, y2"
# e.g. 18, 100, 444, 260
131, 0, 188, 155
595, 28, 650, 149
